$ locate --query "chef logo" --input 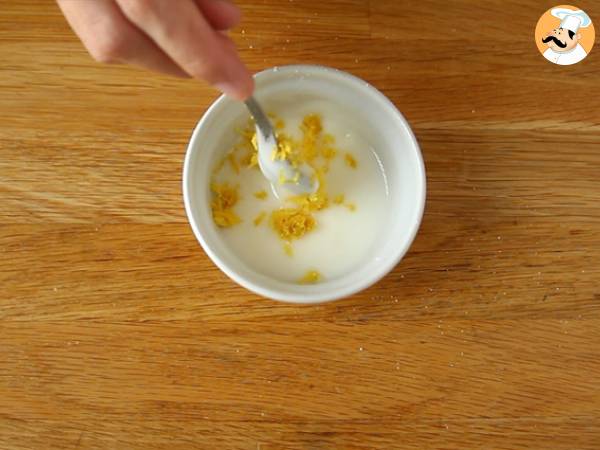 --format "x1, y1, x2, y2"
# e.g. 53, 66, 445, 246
535, 5, 594, 65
